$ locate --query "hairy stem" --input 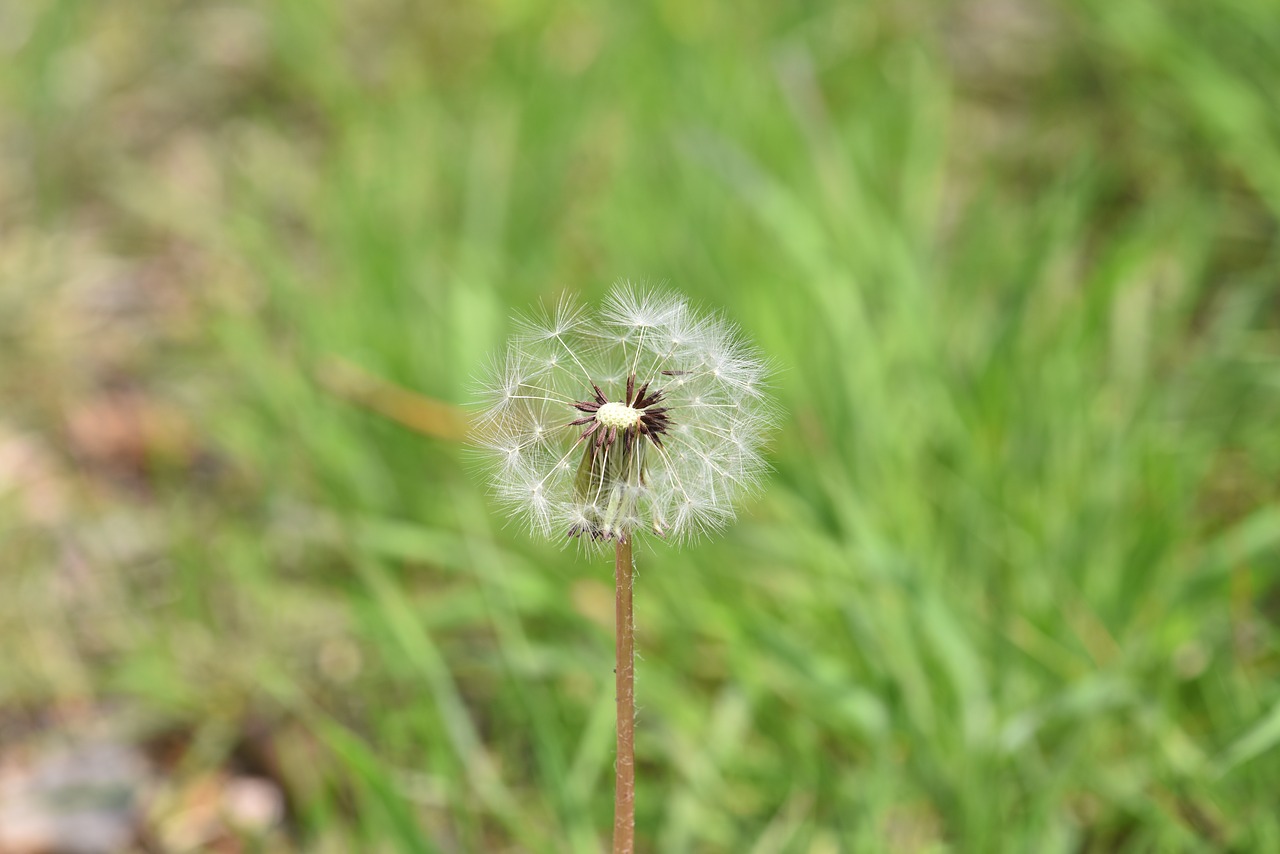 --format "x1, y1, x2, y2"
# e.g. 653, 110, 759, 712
613, 536, 636, 853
